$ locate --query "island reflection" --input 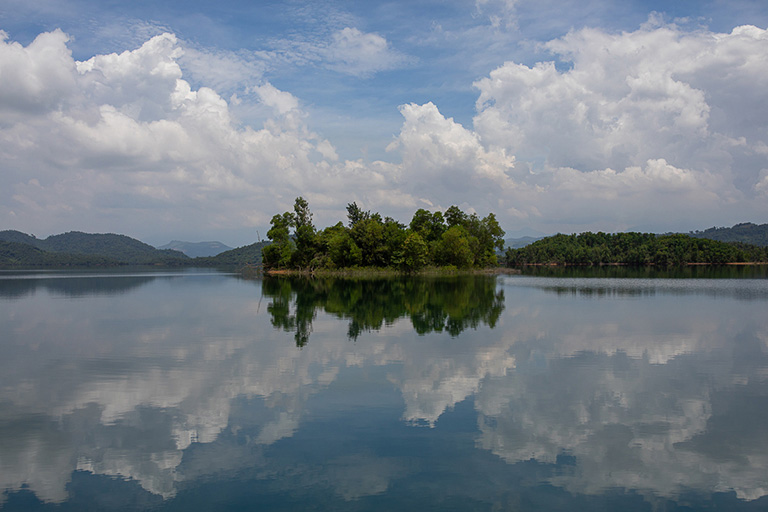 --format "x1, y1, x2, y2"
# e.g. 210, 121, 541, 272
262, 275, 505, 345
